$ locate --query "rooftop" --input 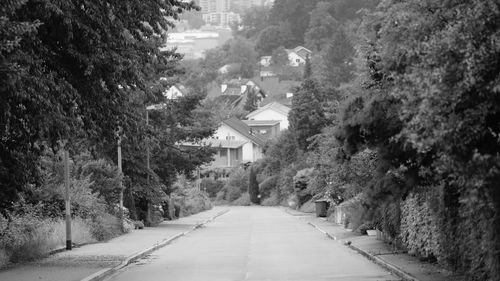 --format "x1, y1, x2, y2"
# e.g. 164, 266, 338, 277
222, 118, 267, 147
